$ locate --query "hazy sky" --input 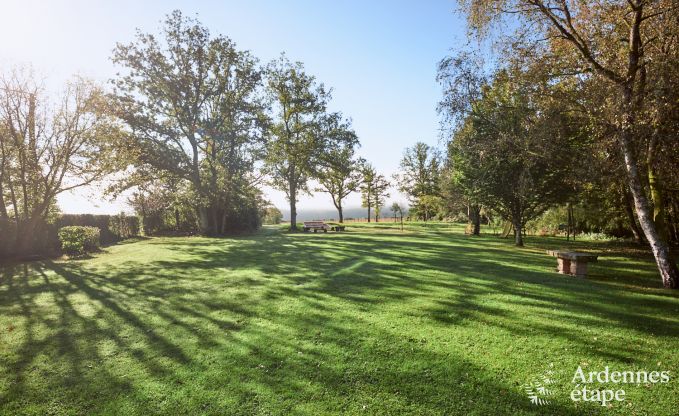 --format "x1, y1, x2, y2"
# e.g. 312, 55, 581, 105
0, 0, 466, 215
